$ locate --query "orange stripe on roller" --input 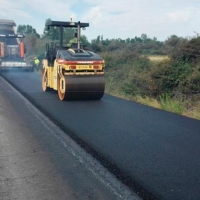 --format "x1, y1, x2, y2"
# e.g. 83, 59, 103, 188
56, 59, 104, 65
